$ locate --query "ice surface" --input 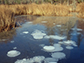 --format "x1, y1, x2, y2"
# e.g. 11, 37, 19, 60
7, 50, 21, 57
58, 41, 64, 44
33, 56, 45, 63
72, 28, 82, 31
15, 56, 45, 63
53, 44, 61, 47
63, 40, 77, 46
51, 52, 66, 60
71, 32, 81, 35
43, 46, 55, 52
10, 41, 14, 43
39, 44, 45, 47
31, 30, 46, 39
44, 57, 58, 63
43, 44, 63, 52
66, 46, 74, 49
49, 62, 57, 63
15, 58, 33, 63
53, 44, 63, 51
23, 31, 29, 34
13, 47, 17, 49
44, 35, 66, 40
